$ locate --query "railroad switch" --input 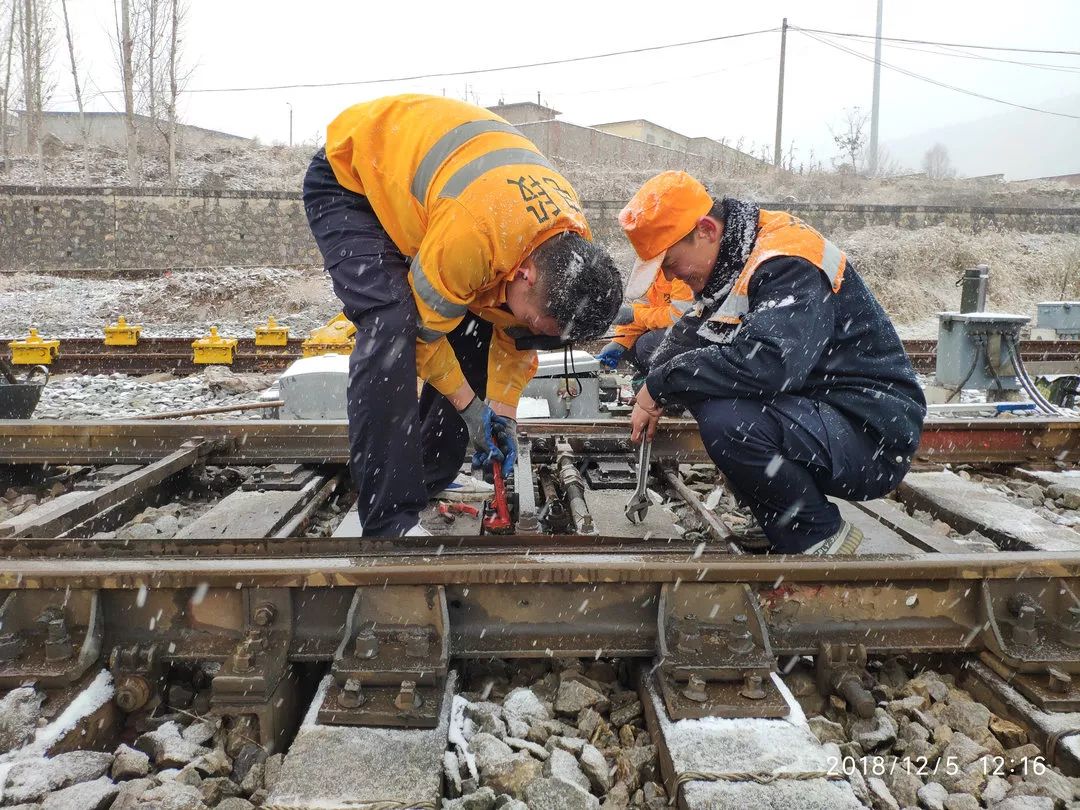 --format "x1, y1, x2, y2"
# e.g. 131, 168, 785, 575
656, 582, 788, 720
103, 316, 142, 346
9, 328, 60, 365
302, 313, 355, 357
210, 589, 297, 753
0, 590, 101, 689
192, 327, 238, 364
319, 585, 448, 728
254, 316, 289, 347
981, 579, 1080, 712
